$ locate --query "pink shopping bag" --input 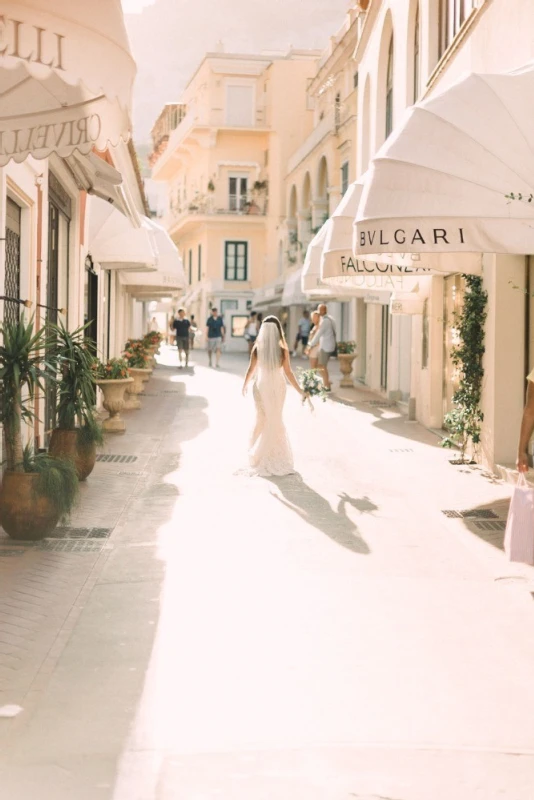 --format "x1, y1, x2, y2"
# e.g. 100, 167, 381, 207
504, 475, 534, 565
